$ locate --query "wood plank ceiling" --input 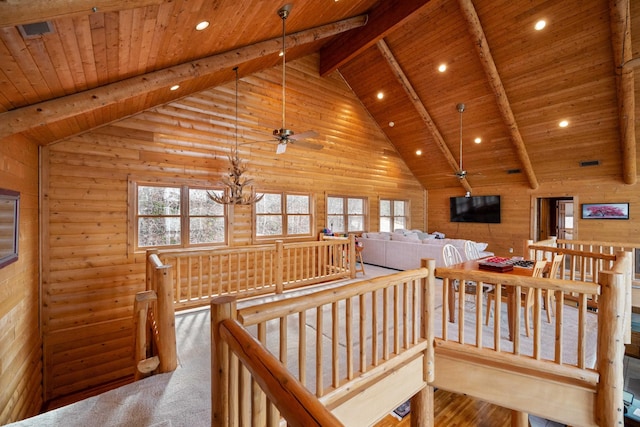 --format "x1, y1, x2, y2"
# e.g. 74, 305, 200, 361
0, 0, 638, 191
